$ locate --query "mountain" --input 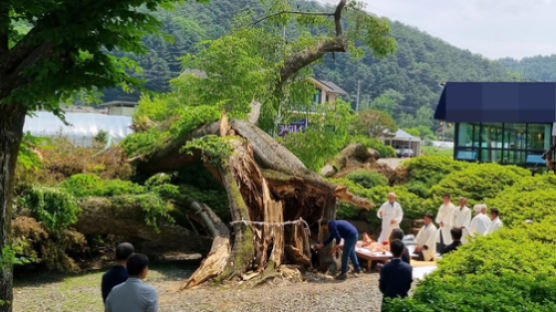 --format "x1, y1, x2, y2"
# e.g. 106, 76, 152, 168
499, 55, 556, 82
105, 0, 516, 125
